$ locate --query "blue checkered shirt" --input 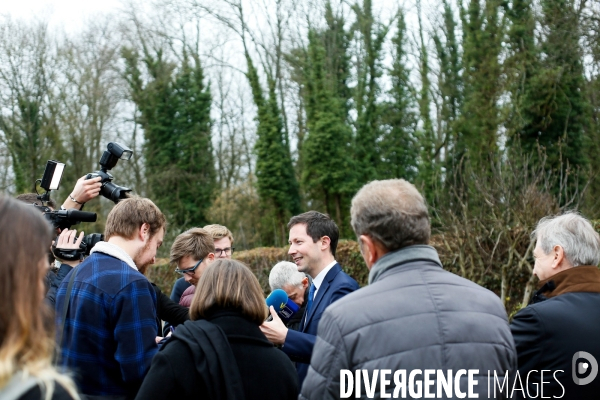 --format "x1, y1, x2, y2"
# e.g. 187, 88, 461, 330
55, 251, 158, 397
